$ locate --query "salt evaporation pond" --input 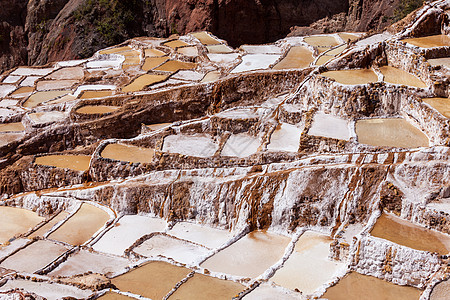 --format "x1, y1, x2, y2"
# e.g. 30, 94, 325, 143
46, 66, 84, 80
231, 54, 281, 73
93, 215, 166, 256
9, 86, 34, 98
29, 211, 69, 238
154, 60, 198, 72
404, 34, 450, 48
79, 90, 114, 99
221, 133, 260, 157
163, 39, 190, 49
0, 122, 24, 132
101, 143, 155, 164
111, 261, 191, 299
0, 132, 25, 147
48, 203, 110, 246
304, 35, 340, 53
36, 79, 78, 91
191, 31, 221, 45
0, 85, 16, 98
145, 48, 166, 57
379, 66, 427, 88
97, 292, 134, 300
75, 105, 120, 115
168, 273, 245, 300
122, 74, 168, 92
177, 46, 199, 57
423, 97, 450, 118
322, 271, 421, 300
11, 67, 53, 76
338, 33, 360, 42
168, 222, 235, 249
321, 69, 378, 85
206, 44, 234, 53
308, 112, 350, 140
142, 56, 168, 71
201, 231, 290, 278
271, 231, 345, 295
201, 71, 221, 82
428, 57, 450, 68
370, 213, 450, 255
34, 154, 91, 171
430, 279, 450, 300
272, 46, 314, 70
99, 46, 132, 55
133, 234, 209, 265
243, 283, 302, 300
267, 123, 302, 152
163, 134, 218, 157
355, 118, 429, 148
29, 111, 66, 125
0, 240, 68, 273
0, 279, 93, 299
0, 206, 44, 244
23, 90, 69, 108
